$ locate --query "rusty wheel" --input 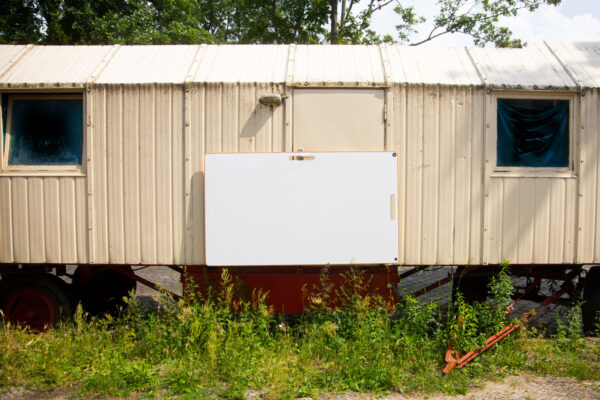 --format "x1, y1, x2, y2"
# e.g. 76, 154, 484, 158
0, 275, 73, 332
